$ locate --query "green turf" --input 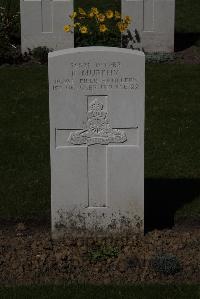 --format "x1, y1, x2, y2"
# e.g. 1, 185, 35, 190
175, 0, 200, 33
0, 284, 199, 299
175, 197, 200, 221
145, 65, 200, 179
0, 64, 200, 221
0, 65, 50, 220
